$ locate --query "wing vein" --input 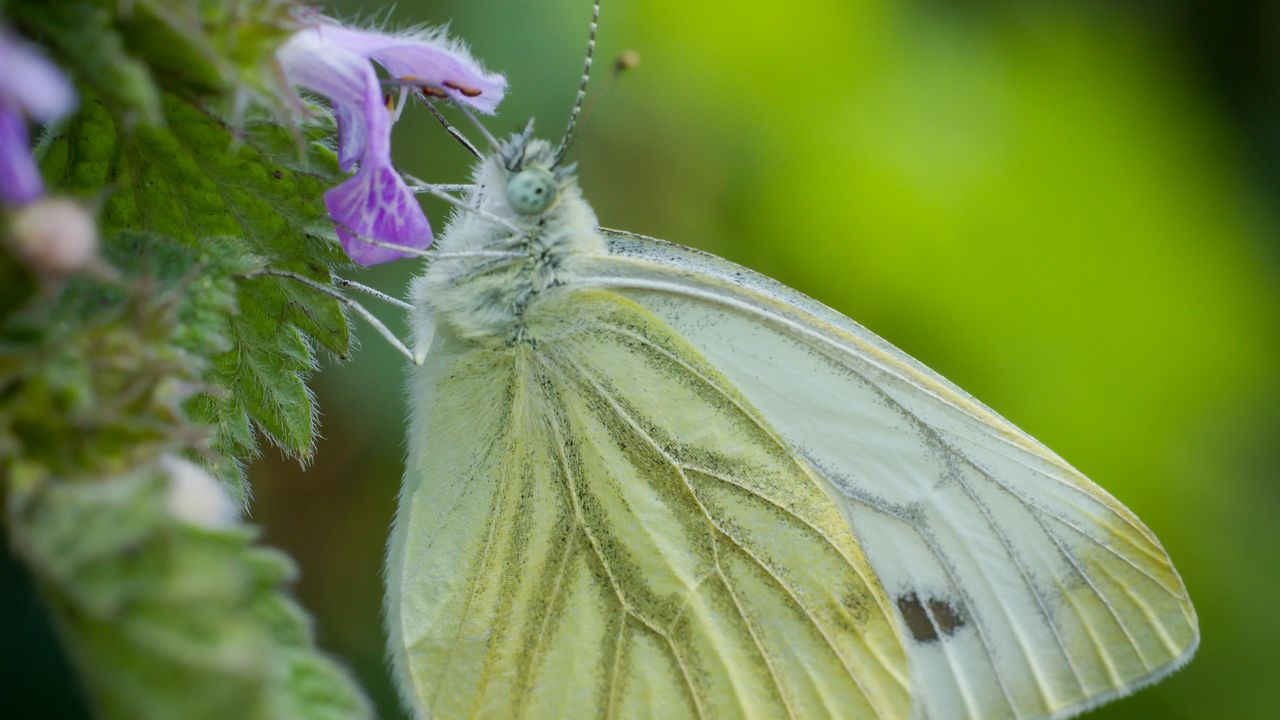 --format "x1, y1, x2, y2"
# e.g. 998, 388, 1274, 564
927, 430, 1190, 641
851, 350, 1093, 713
423, 410, 518, 713
1040, 509, 1184, 600
913, 525, 1021, 716
536, 357, 708, 720
592, 319, 893, 616
686, 464, 910, 692
1059, 523, 1180, 663
715, 570, 800, 720
594, 280, 1075, 713
952, 468, 1086, 705
924, 433, 1190, 640
514, 532, 579, 719
1036, 513, 1144, 682
561, 354, 889, 720
937, 431, 1167, 564
575, 272, 1160, 550
605, 610, 627, 720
